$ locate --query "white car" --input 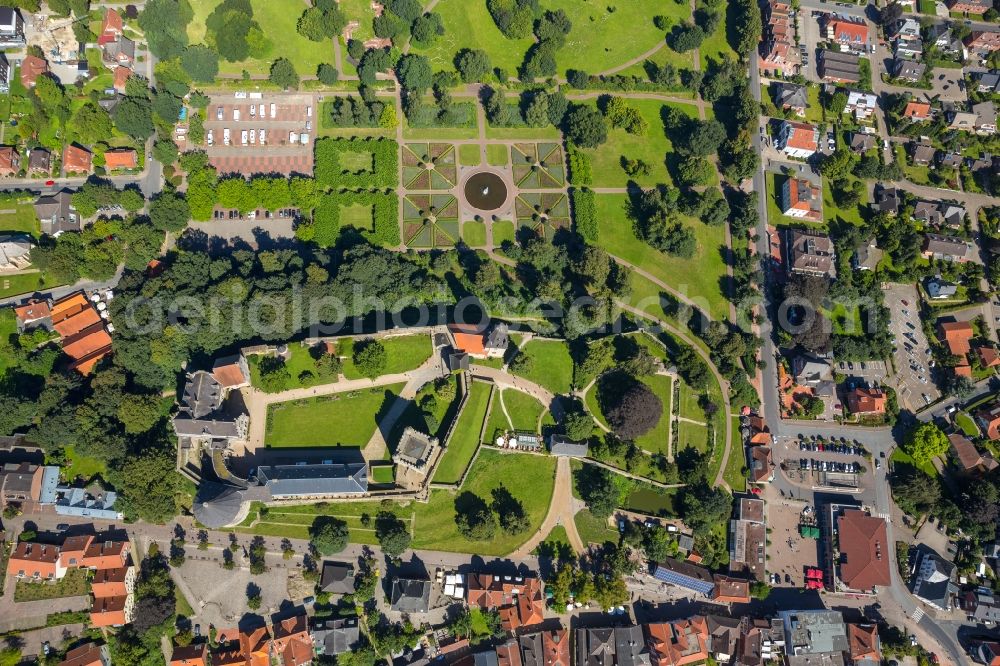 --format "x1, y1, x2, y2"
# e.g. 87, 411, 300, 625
234, 109, 241, 121
259, 103, 265, 117
241, 130, 248, 144
223, 128, 231, 145
259, 129, 266, 145
207, 129, 214, 146
288, 131, 297, 143
300, 133, 309, 145
306, 105, 312, 118
305, 120, 311, 131
270, 103, 276, 119
249, 129, 256, 144
216, 106, 223, 120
